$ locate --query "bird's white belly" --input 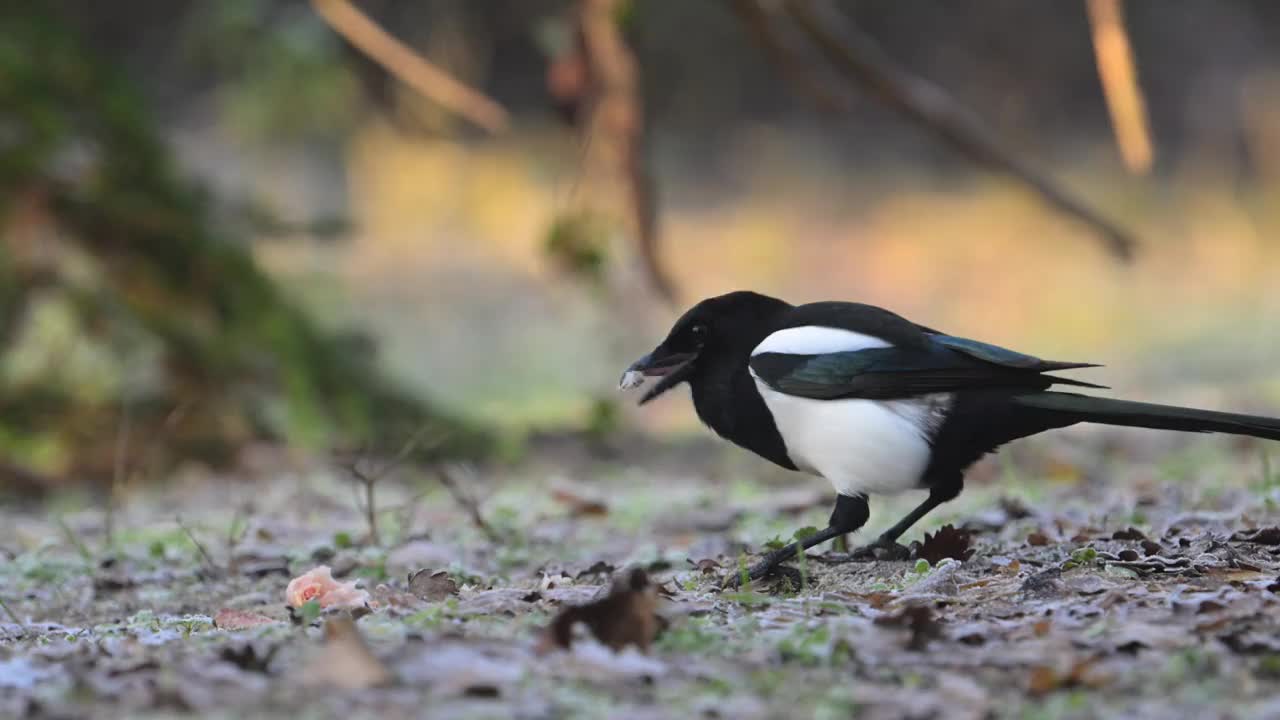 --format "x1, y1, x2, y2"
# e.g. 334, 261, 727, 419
753, 380, 934, 496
